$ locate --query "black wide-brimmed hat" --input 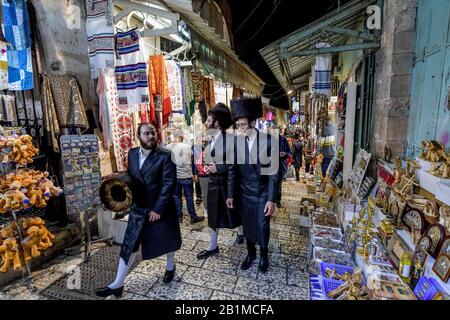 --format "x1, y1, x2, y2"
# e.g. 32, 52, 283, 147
230, 97, 262, 121
209, 102, 233, 129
